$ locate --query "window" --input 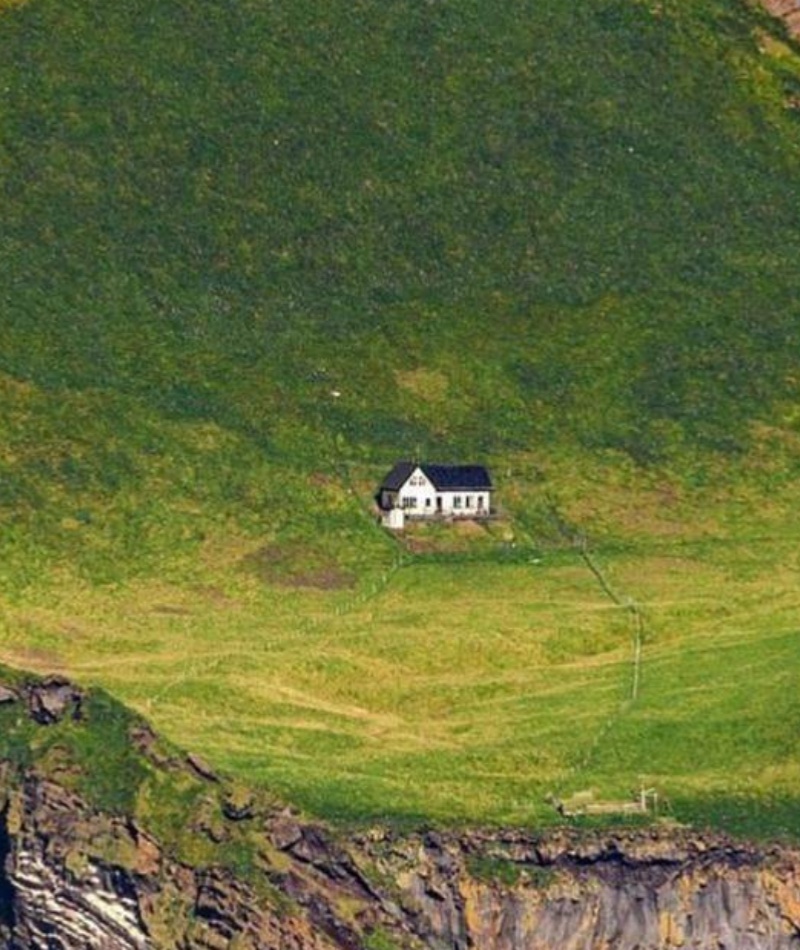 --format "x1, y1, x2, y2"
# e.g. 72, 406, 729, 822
477, 495, 485, 510
425, 498, 432, 507
402, 496, 417, 509
453, 496, 462, 509
465, 496, 473, 508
